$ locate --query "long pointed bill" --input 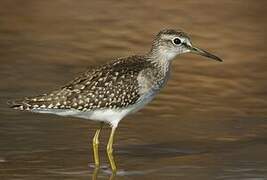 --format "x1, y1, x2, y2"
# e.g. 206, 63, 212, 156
185, 44, 223, 62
